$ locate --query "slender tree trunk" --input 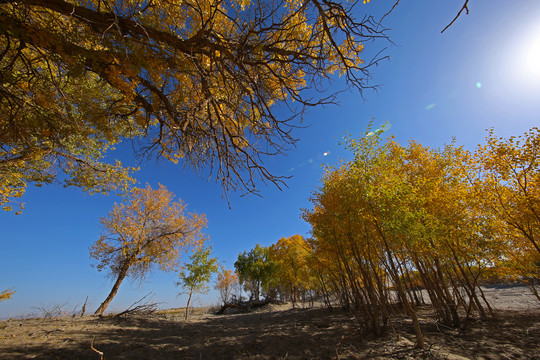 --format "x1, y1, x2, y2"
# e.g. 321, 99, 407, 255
528, 281, 540, 302
372, 216, 425, 348
256, 279, 260, 301
185, 289, 193, 320
94, 265, 129, 316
